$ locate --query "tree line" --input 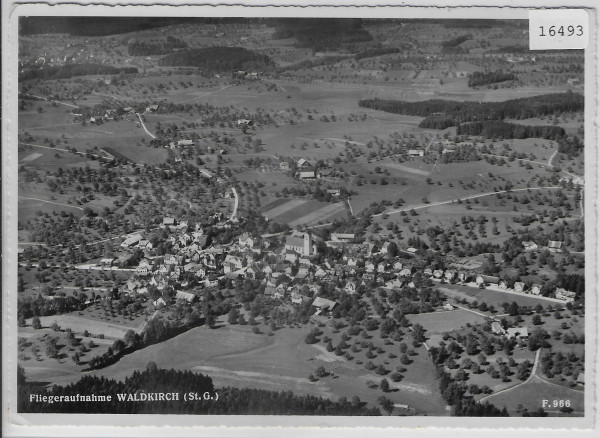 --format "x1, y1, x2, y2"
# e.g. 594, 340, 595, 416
359, 92, 584, 123
158, 47, 273, 72
19, 64, 138, 81
468, 70, 517, 88
456, 121, 565, 140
